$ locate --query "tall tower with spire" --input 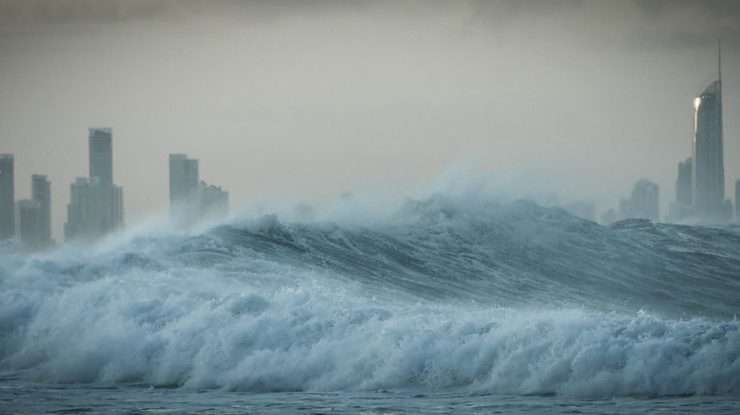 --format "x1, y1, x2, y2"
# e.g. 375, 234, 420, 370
691, 40, 727, 221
